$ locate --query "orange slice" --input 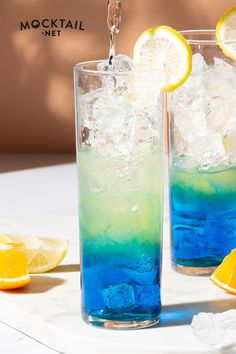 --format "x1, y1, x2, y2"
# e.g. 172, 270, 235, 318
210, 249, 236, 295
0, 232, 69, 274
7, 234, 69, 274
0, 242, 31, 290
